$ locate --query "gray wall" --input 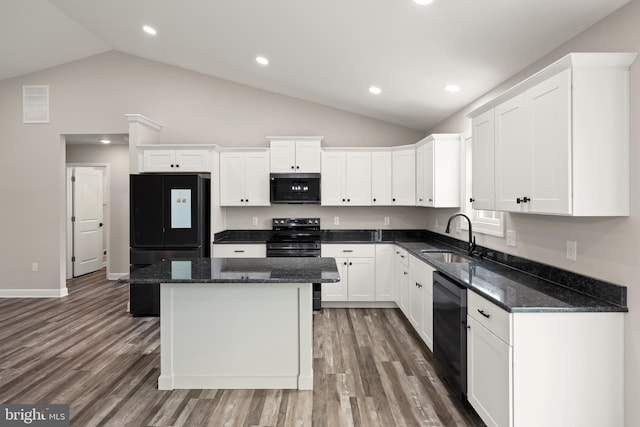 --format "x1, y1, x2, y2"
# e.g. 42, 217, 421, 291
0, 50, 425, 293
426, 1, 640, 424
